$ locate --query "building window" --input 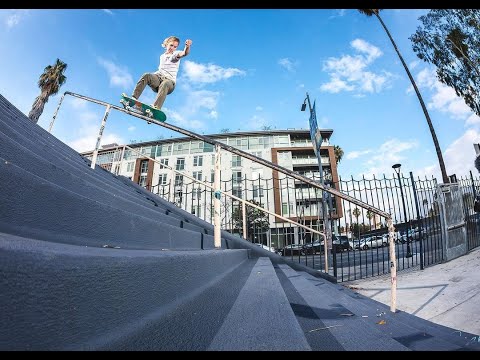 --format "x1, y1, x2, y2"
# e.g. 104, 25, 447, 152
173, 142, 189, 155
232, 155, 242, 167
158, 174, 167, 186
192, 171, 202, 181
176, 158, 185, 170
210, 171, 215, 183
191, 205, 201, 217
193, 155, 203, 167
139, 175, 147, 188
175, 190, 183, 205
282, 202, 294, 216
126, 161, 134, 172
175, 174, 183, 186
232, 187, 243, 198
253, 185, 264, 198
160, 158, 169, 169
192, 188, 202, 200
232, 171, 242, 184
140, 160, 148, 174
